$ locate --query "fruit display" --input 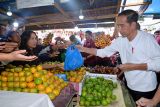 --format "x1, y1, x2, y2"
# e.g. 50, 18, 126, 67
64, 67, 86, 83
94, 34, 111, 48
89, 65, 114, 74
0, 64, 68, 100
80, 77, 117, 106
43, 33, 54, 46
